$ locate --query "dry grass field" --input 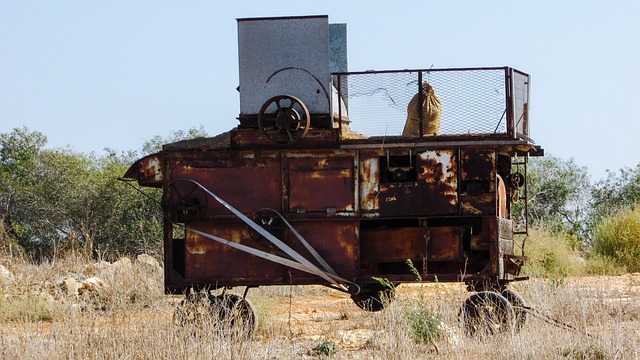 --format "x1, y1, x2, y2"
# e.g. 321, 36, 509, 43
1, 254, 639, 359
